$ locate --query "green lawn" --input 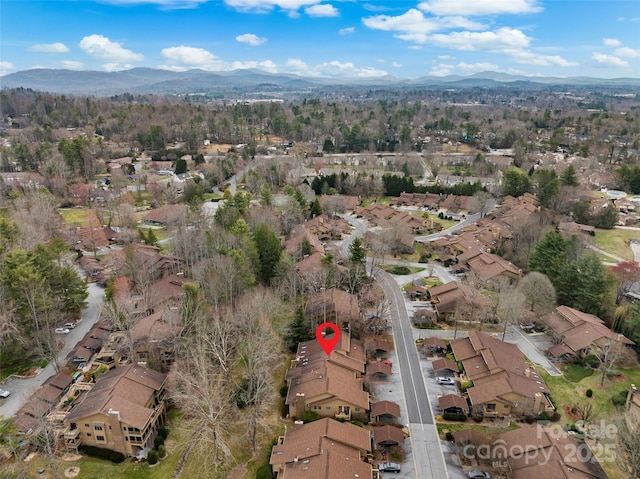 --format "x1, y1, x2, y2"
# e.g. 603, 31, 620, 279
593, 228, 637, 261
380, 264, 425, 275
58, 208, 90, 225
